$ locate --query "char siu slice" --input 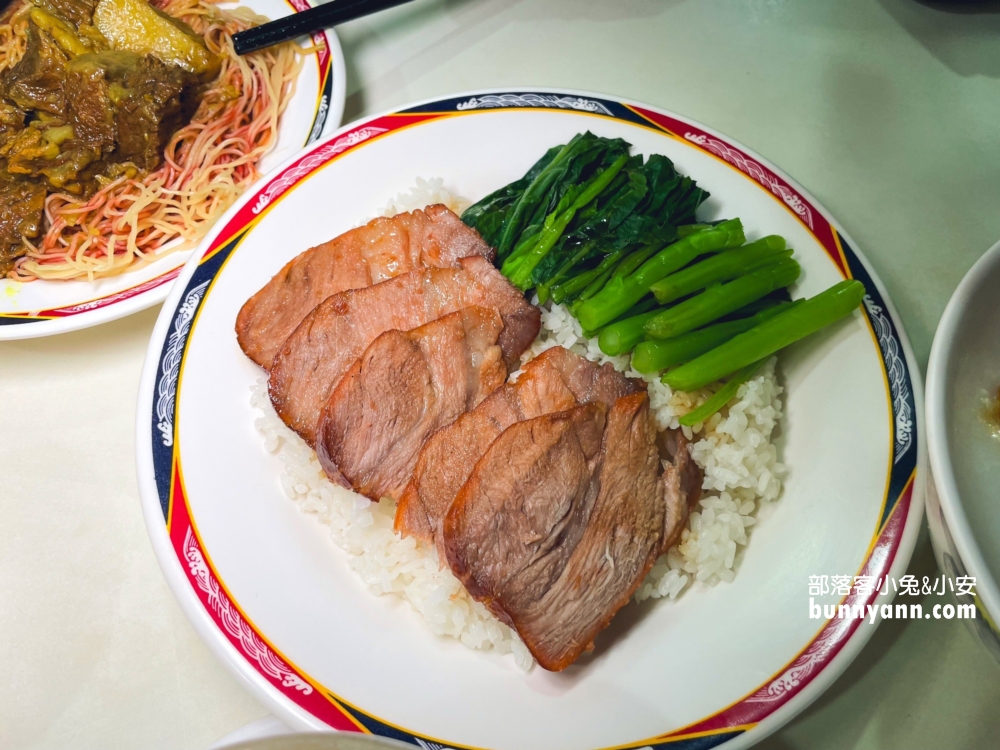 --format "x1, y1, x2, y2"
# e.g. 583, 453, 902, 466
236, 205, 494, 369
395, 346, 639, 558
316, 307, 507, 501
658, 430, 703, 552
268, 256, 539, 444
444, 393, 684, 671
